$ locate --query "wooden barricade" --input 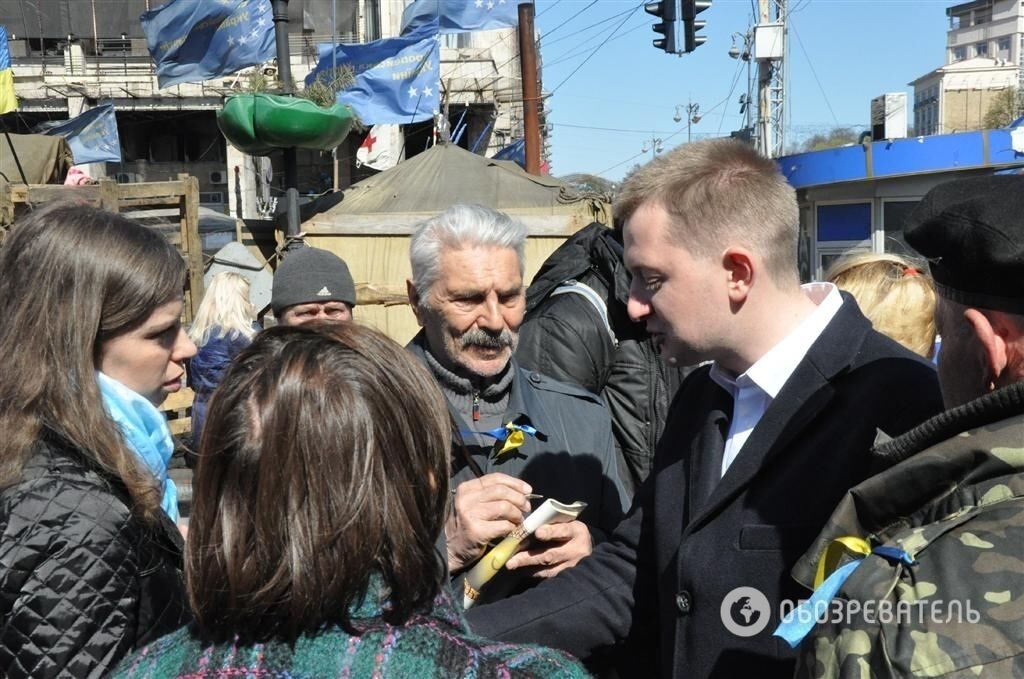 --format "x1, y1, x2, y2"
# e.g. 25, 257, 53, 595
160, 387, 196, 438
0, 175, 205, 321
